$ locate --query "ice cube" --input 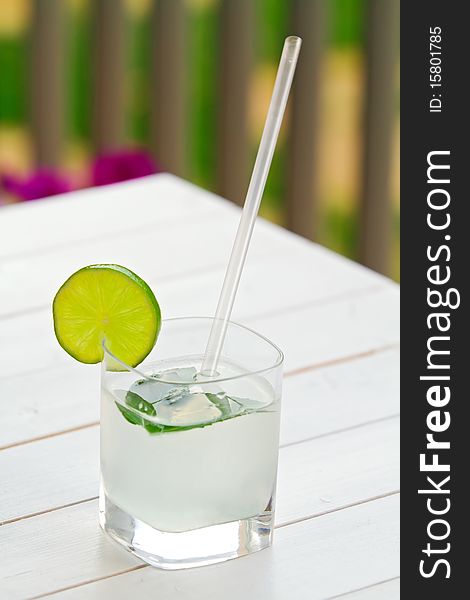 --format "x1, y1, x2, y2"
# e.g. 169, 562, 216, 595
157, 391, 223, 426
129, 377, 177, 404
129, 367, 199, 404
157, 367, 197, 383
